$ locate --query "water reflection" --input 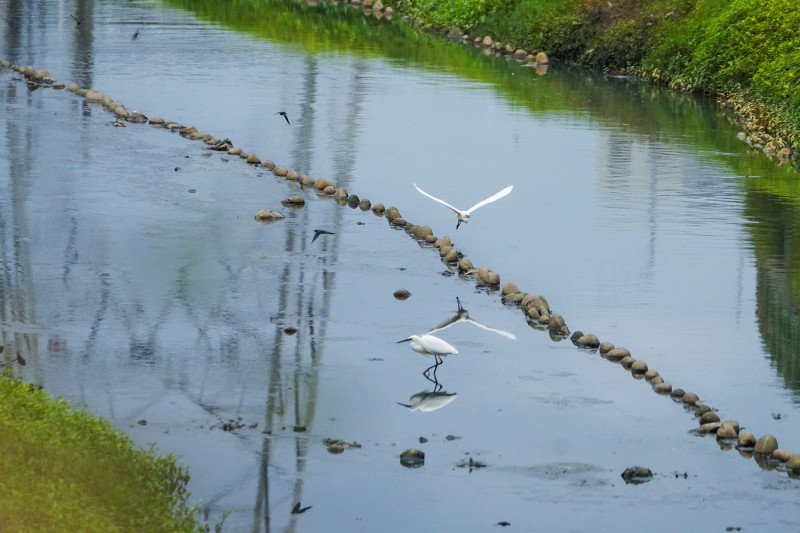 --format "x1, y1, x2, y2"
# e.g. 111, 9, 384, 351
398, 381, 457, 413
745, 189, 800, 396
5, 0, 800, 530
